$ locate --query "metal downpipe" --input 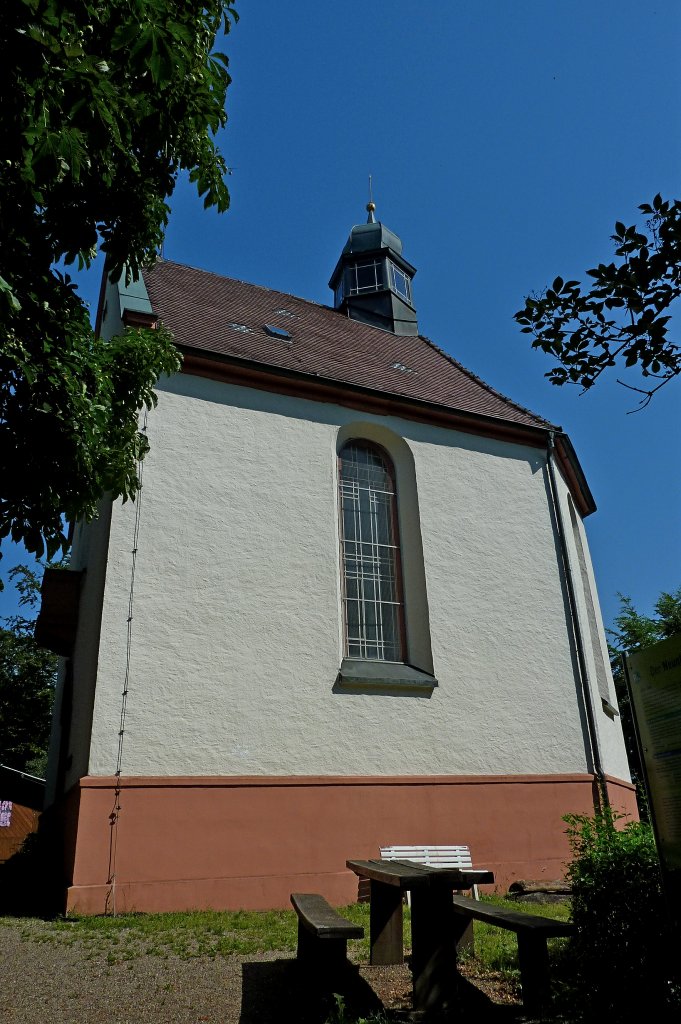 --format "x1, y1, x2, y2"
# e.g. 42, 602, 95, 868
546, 432, 610, 811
